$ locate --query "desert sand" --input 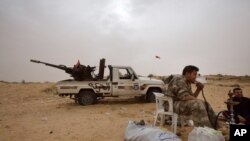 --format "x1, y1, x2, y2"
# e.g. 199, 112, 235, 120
0, 76, 250, 141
